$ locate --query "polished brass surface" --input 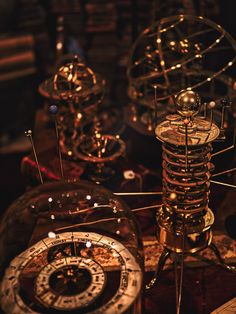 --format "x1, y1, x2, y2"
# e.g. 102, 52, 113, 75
158, 226, 212, 253
157, 92, 217, 252
156, 119, 219, 146
39, 57, 105, 157
175, 90, 201, 118
146, 89, 236, 313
